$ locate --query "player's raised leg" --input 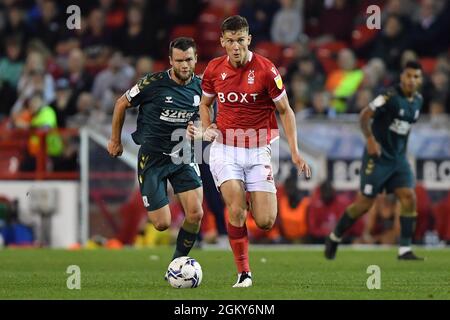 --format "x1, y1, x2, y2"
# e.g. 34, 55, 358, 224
395, 188, 424, 260
175, 187, 204, 260
250, 191, 277, 231
221, 179, 252, 288
147, 205, 172, 232
325, 193, 374, 260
